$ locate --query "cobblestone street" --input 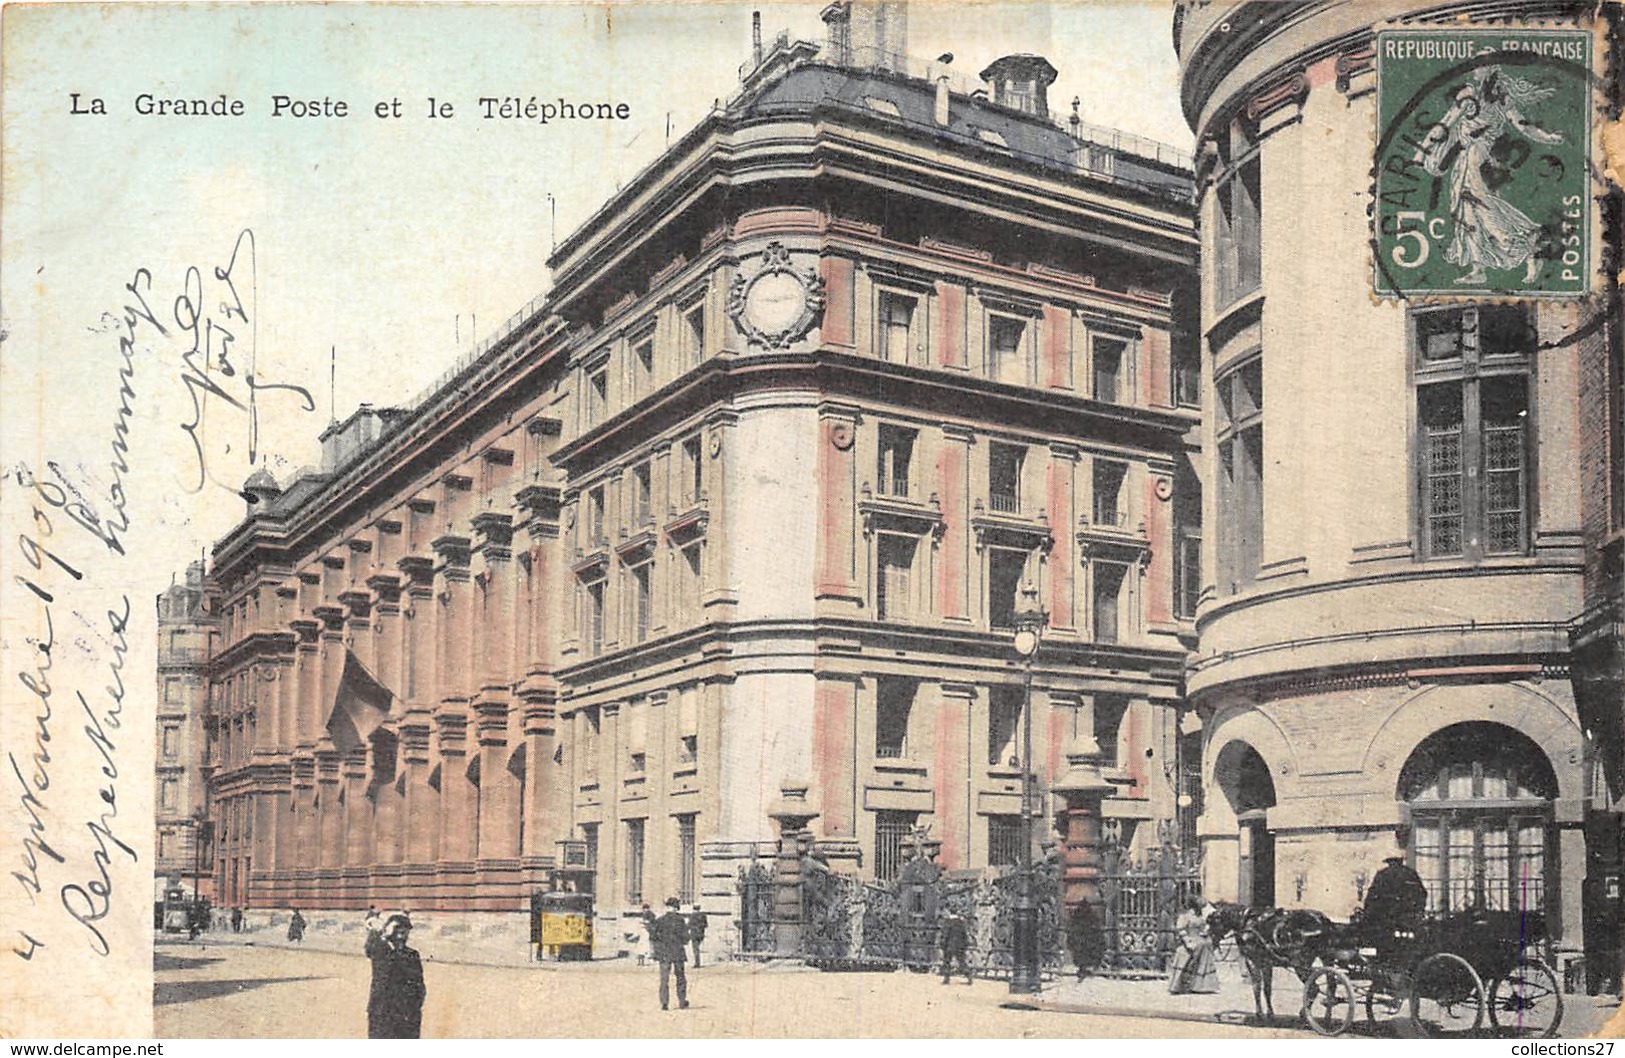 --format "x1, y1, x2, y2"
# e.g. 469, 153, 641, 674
152, 938, 1315, 1039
